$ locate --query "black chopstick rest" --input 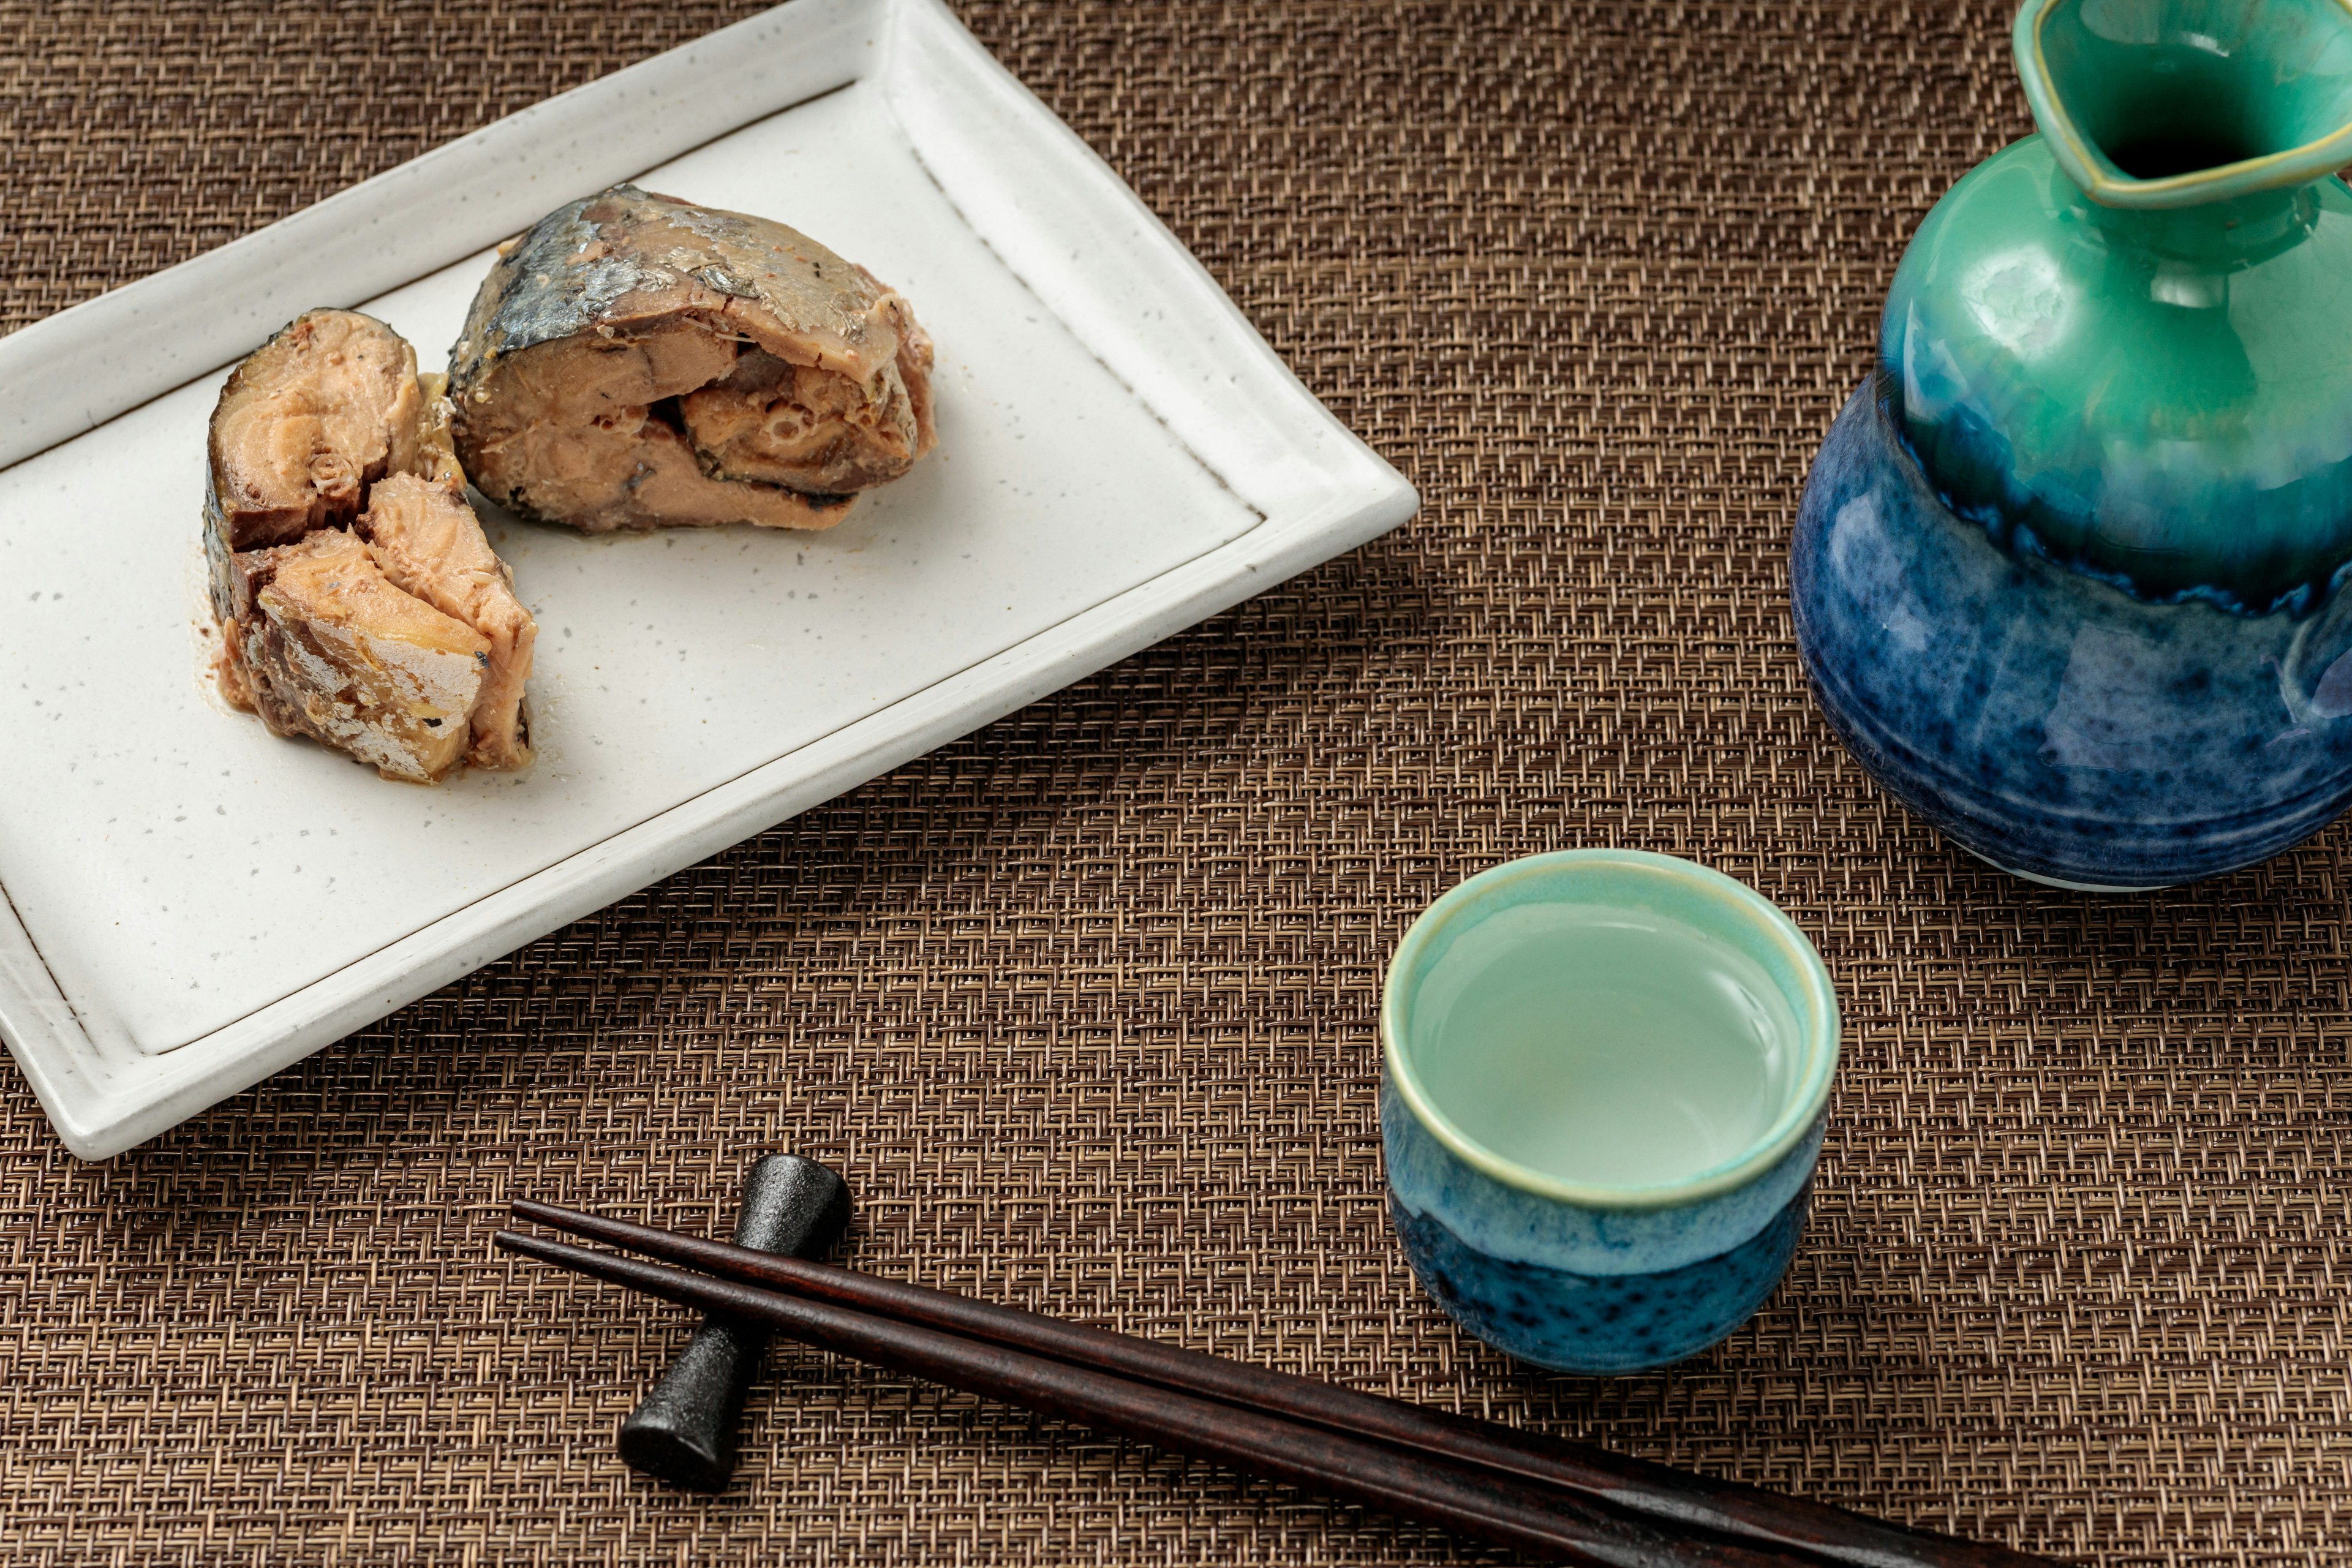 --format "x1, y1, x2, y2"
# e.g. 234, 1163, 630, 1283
616, 1154, 852, 1491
